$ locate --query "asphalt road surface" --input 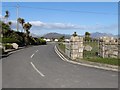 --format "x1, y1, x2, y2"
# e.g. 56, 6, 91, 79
2, 43, 118, 88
